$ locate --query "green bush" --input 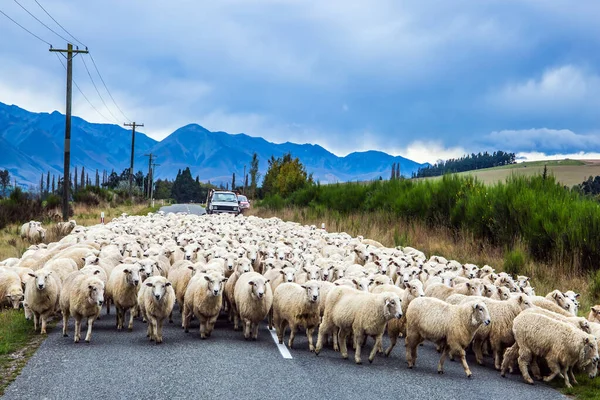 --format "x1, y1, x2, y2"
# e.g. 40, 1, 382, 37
44, 194, 62, 210
504, 249, 526, 276
260, 194, 285, 211
590, 270, 600, 301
